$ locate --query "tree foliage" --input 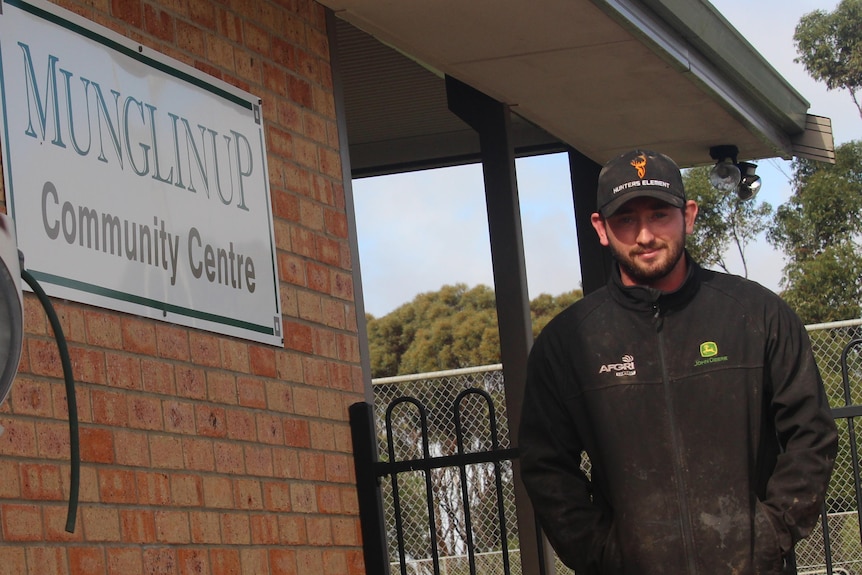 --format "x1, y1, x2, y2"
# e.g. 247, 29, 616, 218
367, 284, 582, 377
683, 166, 772, 277
767, 140, 862, 323
794, 0, 862, 119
